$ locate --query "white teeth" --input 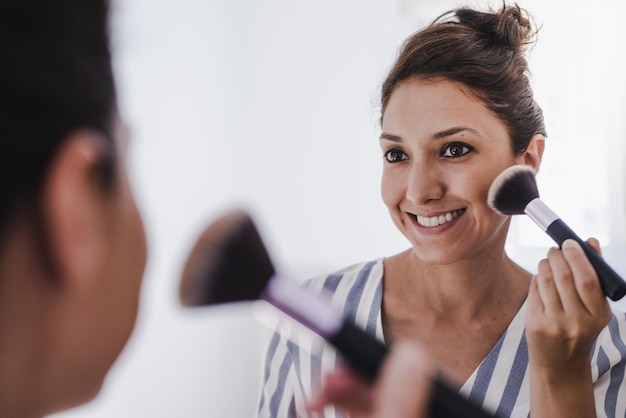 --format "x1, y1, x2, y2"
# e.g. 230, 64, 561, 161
416, 210, 463, 227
